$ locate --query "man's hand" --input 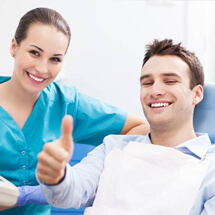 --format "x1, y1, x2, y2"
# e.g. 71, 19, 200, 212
37, 115, 73, 185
